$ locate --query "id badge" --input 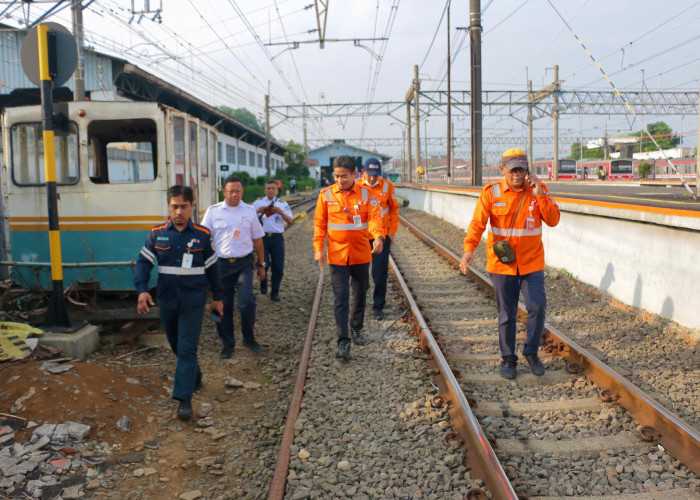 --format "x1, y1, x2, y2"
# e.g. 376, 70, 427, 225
182, 253, 193, 269
353, 215, 362, 228
232, 228, 241, 240
526, 217, 535, 231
